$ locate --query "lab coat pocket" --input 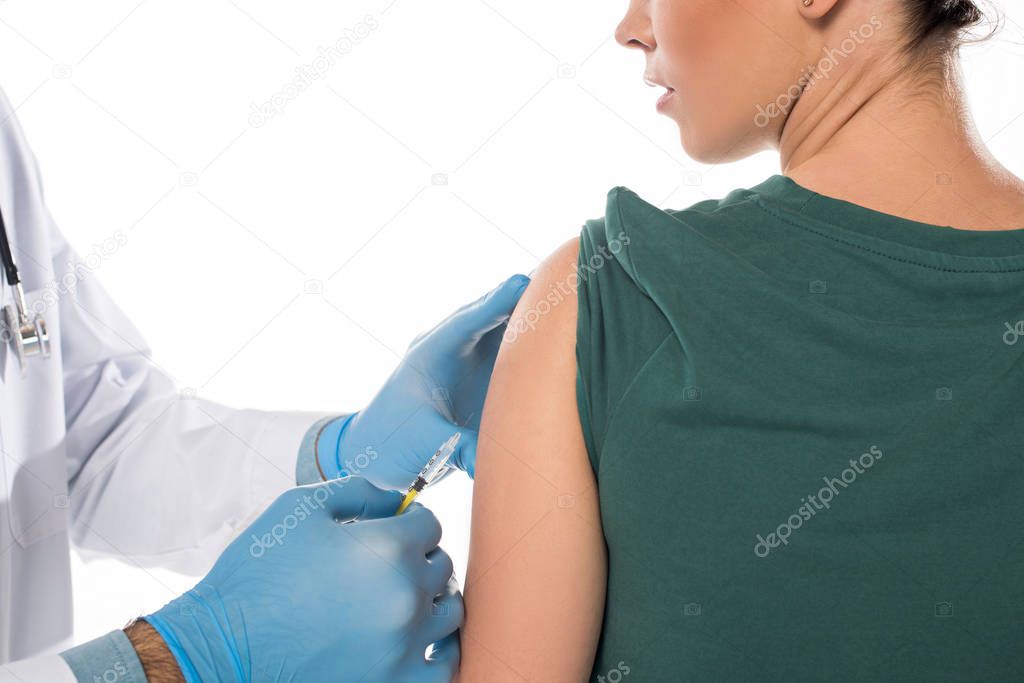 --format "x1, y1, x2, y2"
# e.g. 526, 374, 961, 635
0, 285, 69, 548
